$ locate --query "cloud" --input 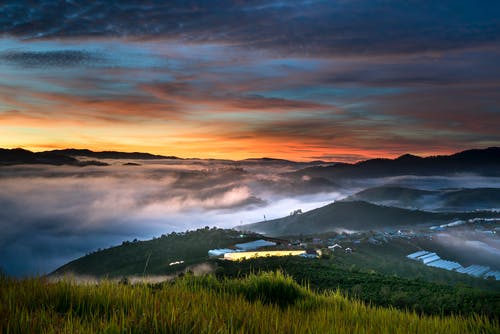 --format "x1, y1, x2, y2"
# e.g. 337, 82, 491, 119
0, 34, 497, 161
433, 231, 500, 268
0, 50, 103, 67
1, 1, 500, 56
0, 160, 342, 276
140, 81, 330, 113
